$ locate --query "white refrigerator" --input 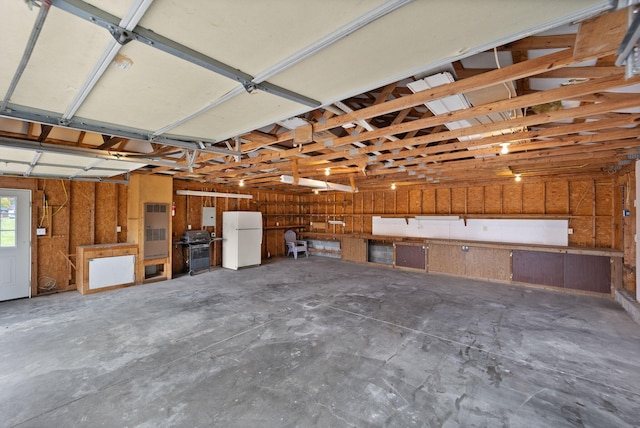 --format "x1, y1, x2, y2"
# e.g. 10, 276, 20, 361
222, 211, 263, 270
